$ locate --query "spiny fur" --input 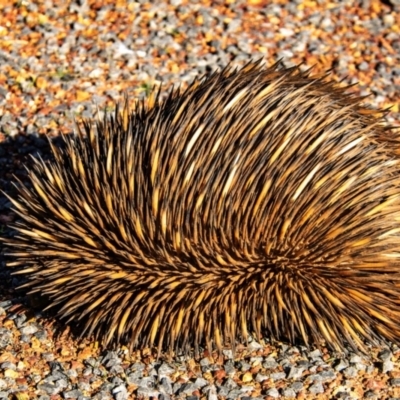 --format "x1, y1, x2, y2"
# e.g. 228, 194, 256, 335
4, 61, 400, 356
